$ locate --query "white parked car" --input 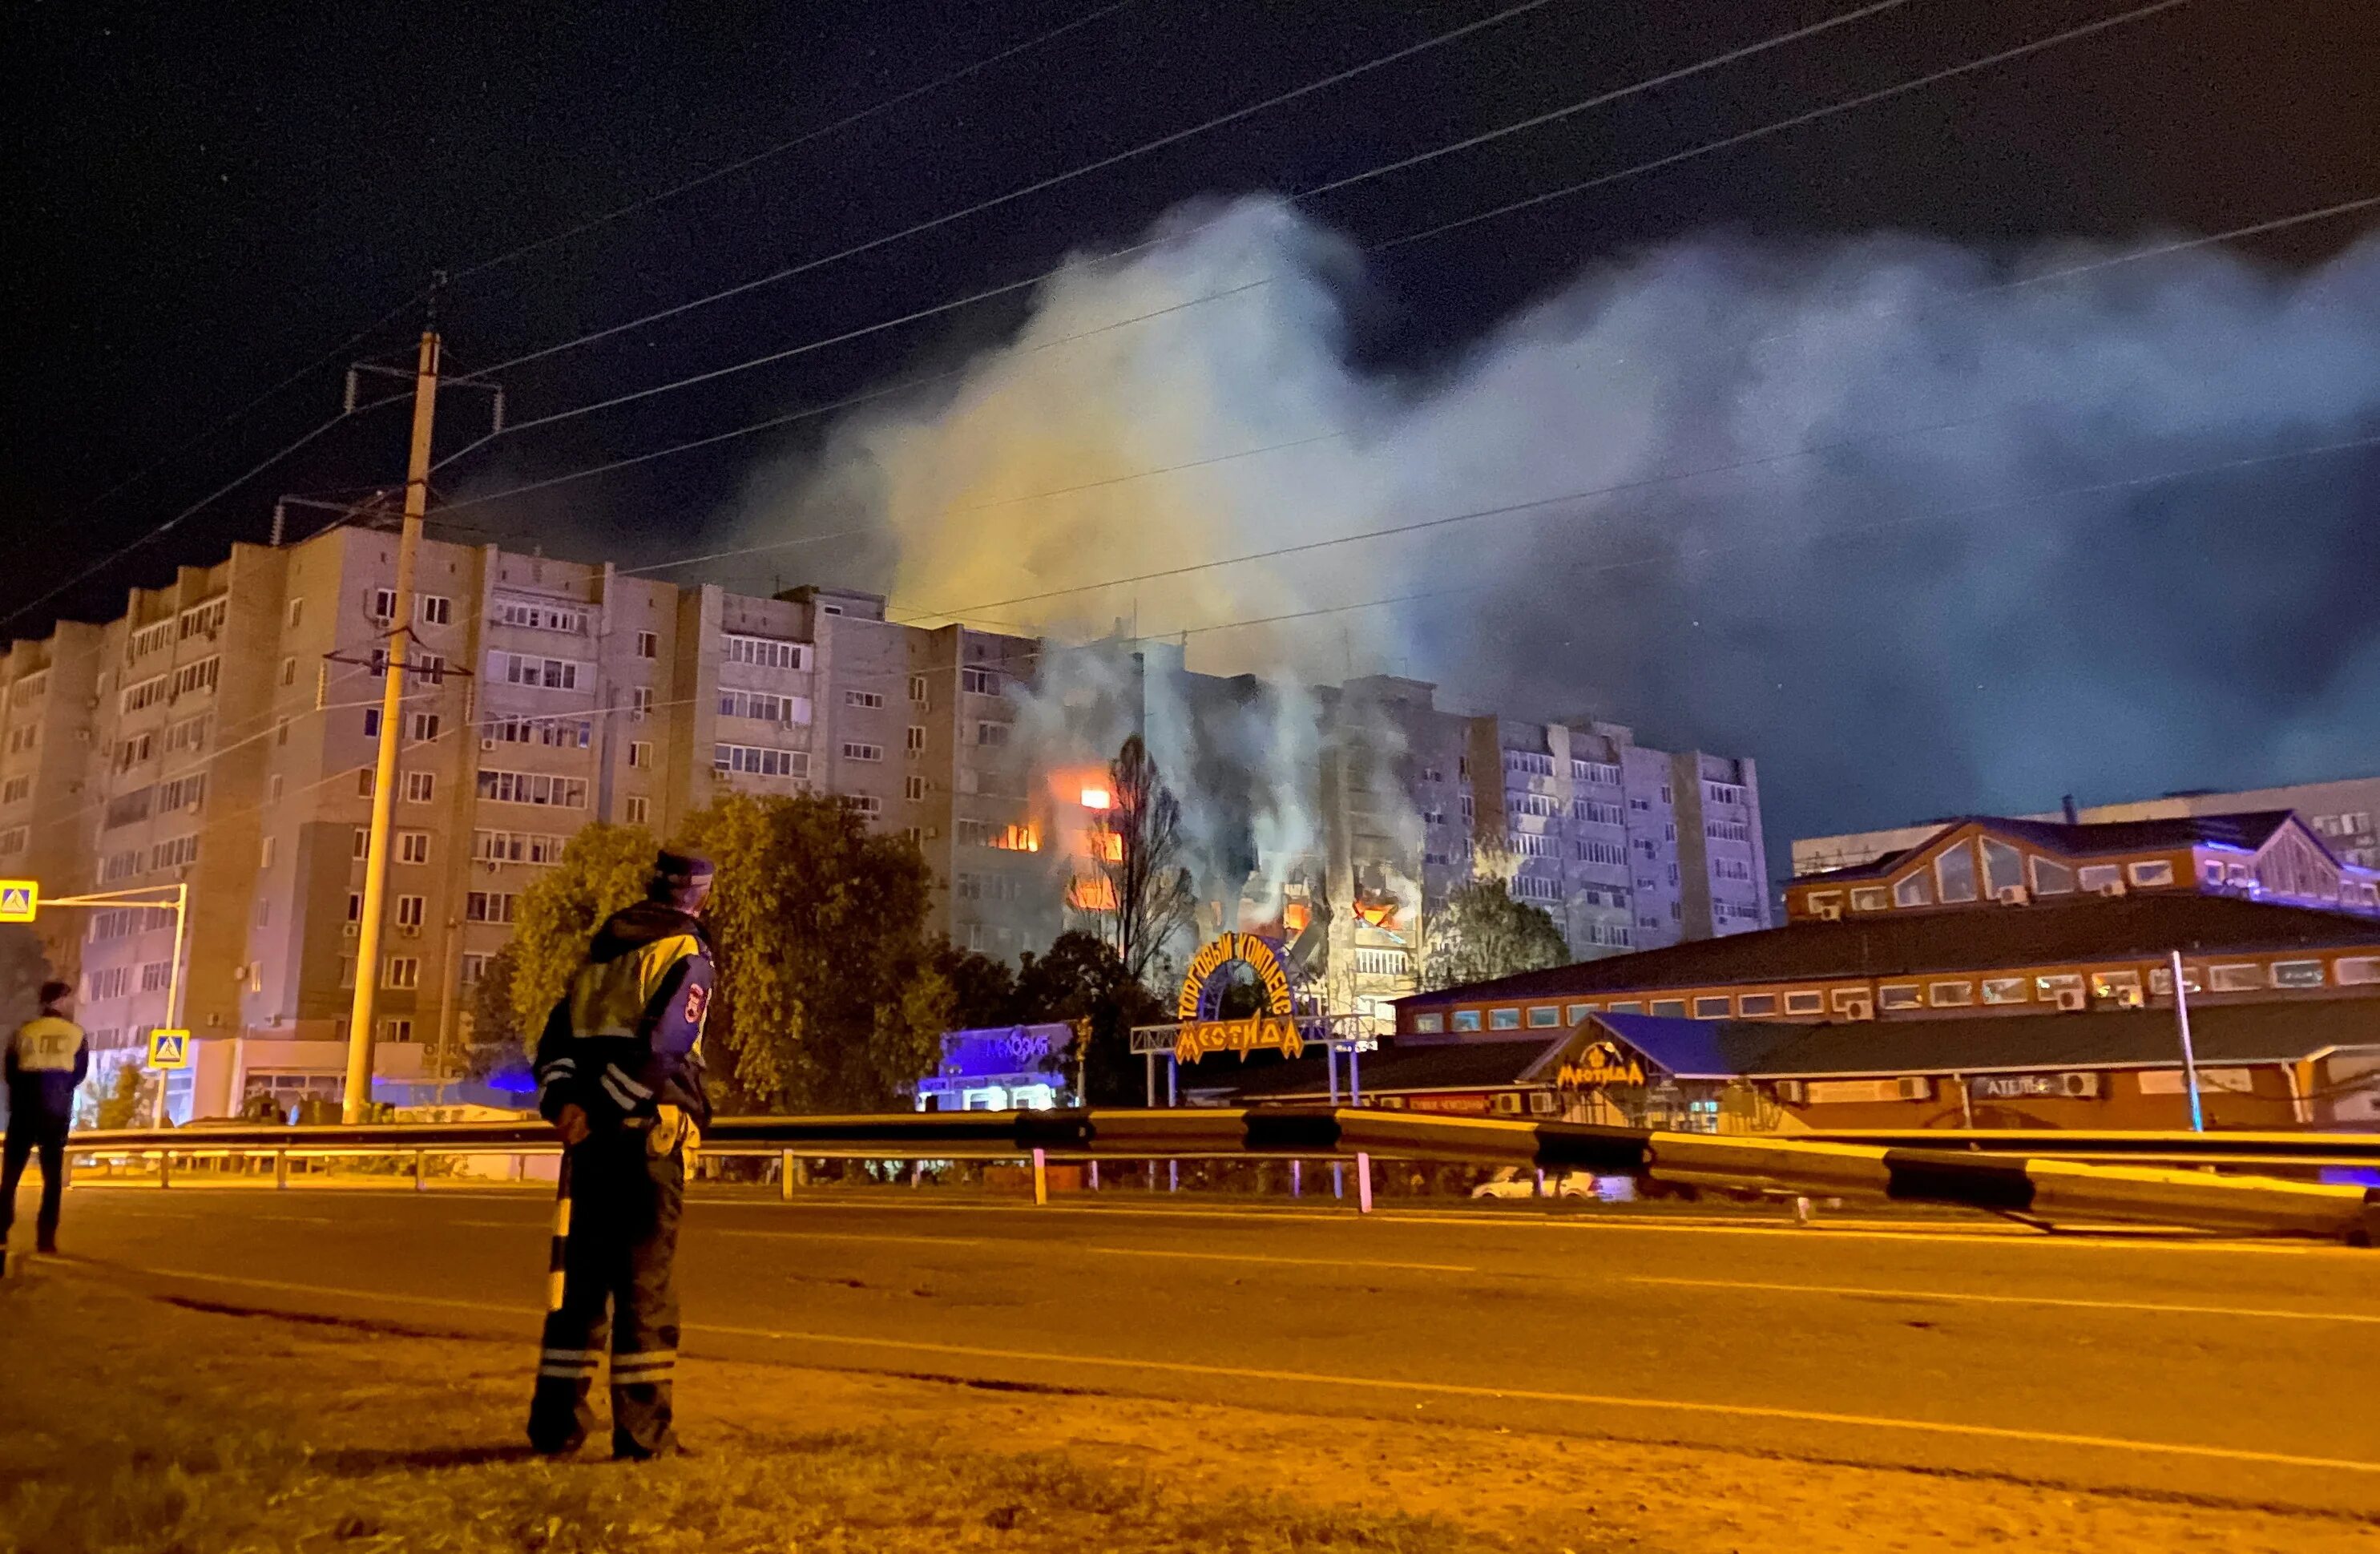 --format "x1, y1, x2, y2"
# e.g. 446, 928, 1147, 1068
1470, 1167, 1597, 1200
